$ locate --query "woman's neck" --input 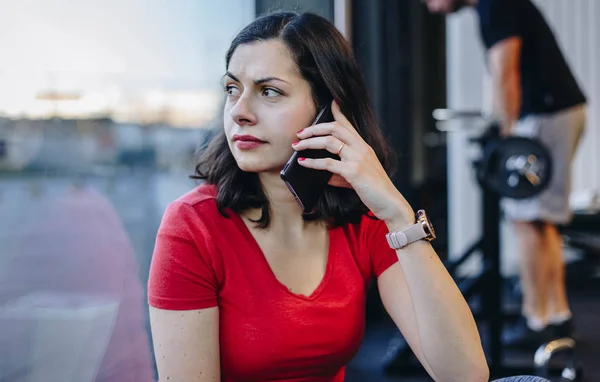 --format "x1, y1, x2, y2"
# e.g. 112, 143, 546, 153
243, 172, 318, 234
